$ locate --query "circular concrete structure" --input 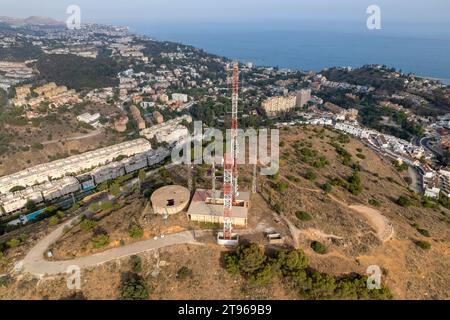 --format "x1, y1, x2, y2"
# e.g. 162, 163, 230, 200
151, 185, 190, 215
